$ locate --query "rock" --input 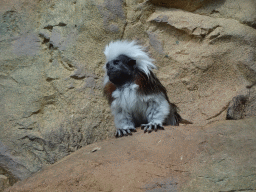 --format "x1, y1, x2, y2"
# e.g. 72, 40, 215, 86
146, 7, 256, 125
226, 95, 247, 120
195, 0, 256, 29
181, 117, 256, 191
0, 175, 10, 192
149, 0, 208, 11
1, 0, 256, 190
0, 0, 123, 188
0, 141, 37, 182
226, 90, 256, 120
5, 118, 256, 191
12, 33, 41, 56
